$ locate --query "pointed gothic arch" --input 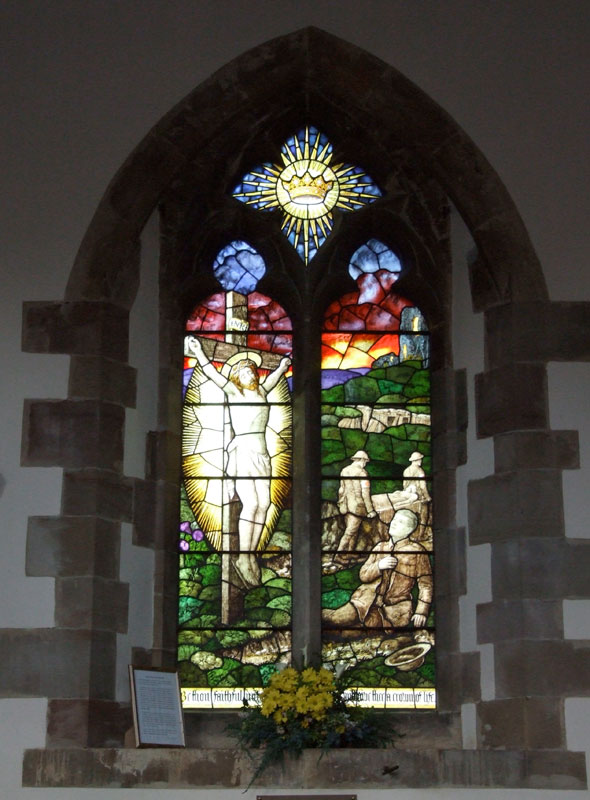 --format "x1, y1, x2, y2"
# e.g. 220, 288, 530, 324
20, 26, 588, 791
65, 26, 546, 309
